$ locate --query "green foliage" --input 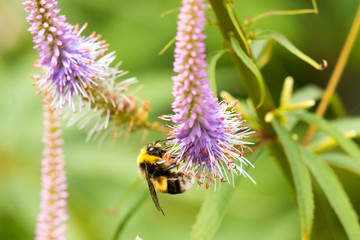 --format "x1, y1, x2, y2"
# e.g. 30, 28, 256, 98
294, 112, 360, 167
230, 37, 266, 109
188, 150, 264, 240
253, 29, 325, 70
271, 120, 314, 239
2, 0, 360, 240
302, 149, 360, 240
